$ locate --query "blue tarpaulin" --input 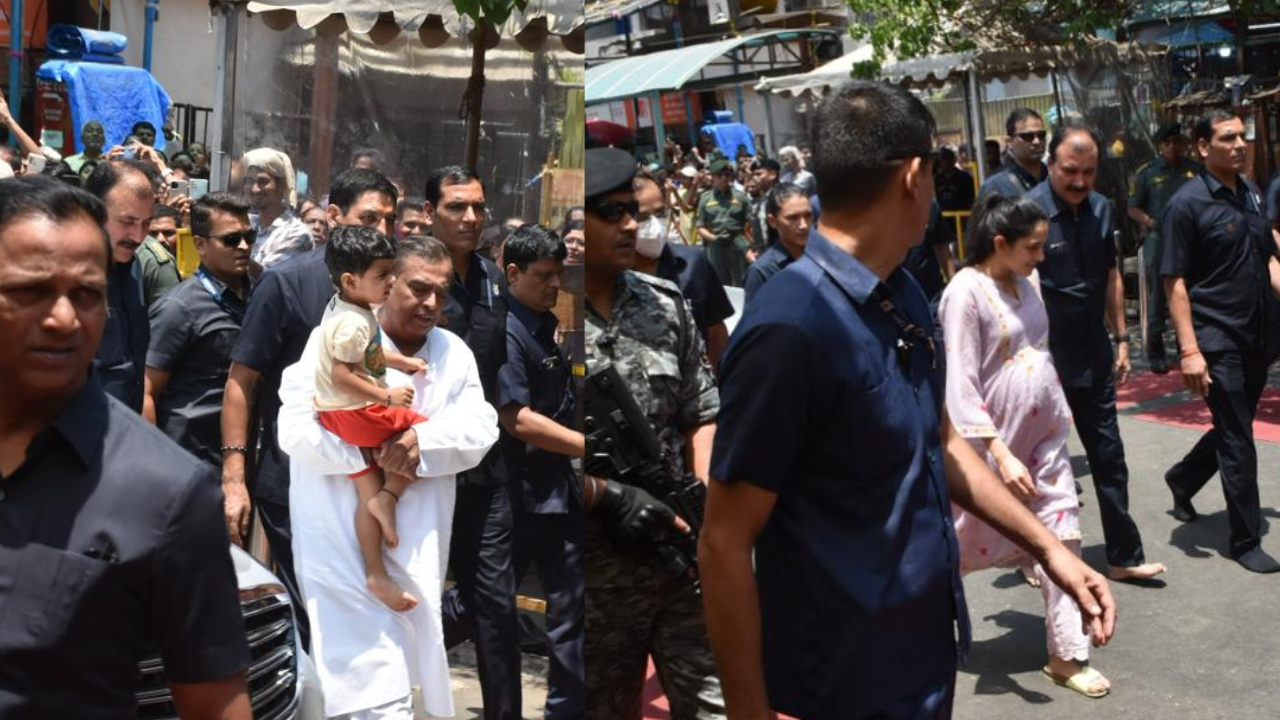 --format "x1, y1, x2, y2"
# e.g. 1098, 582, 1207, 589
702, 123, 755, 157
46, 25, 129, 63
36, 61, 171, 154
